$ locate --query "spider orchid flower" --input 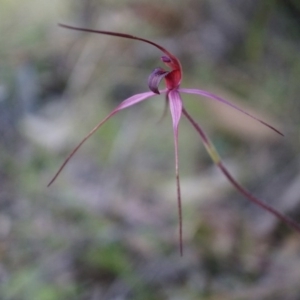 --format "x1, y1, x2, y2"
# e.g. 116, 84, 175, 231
49, 24, 300, 256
